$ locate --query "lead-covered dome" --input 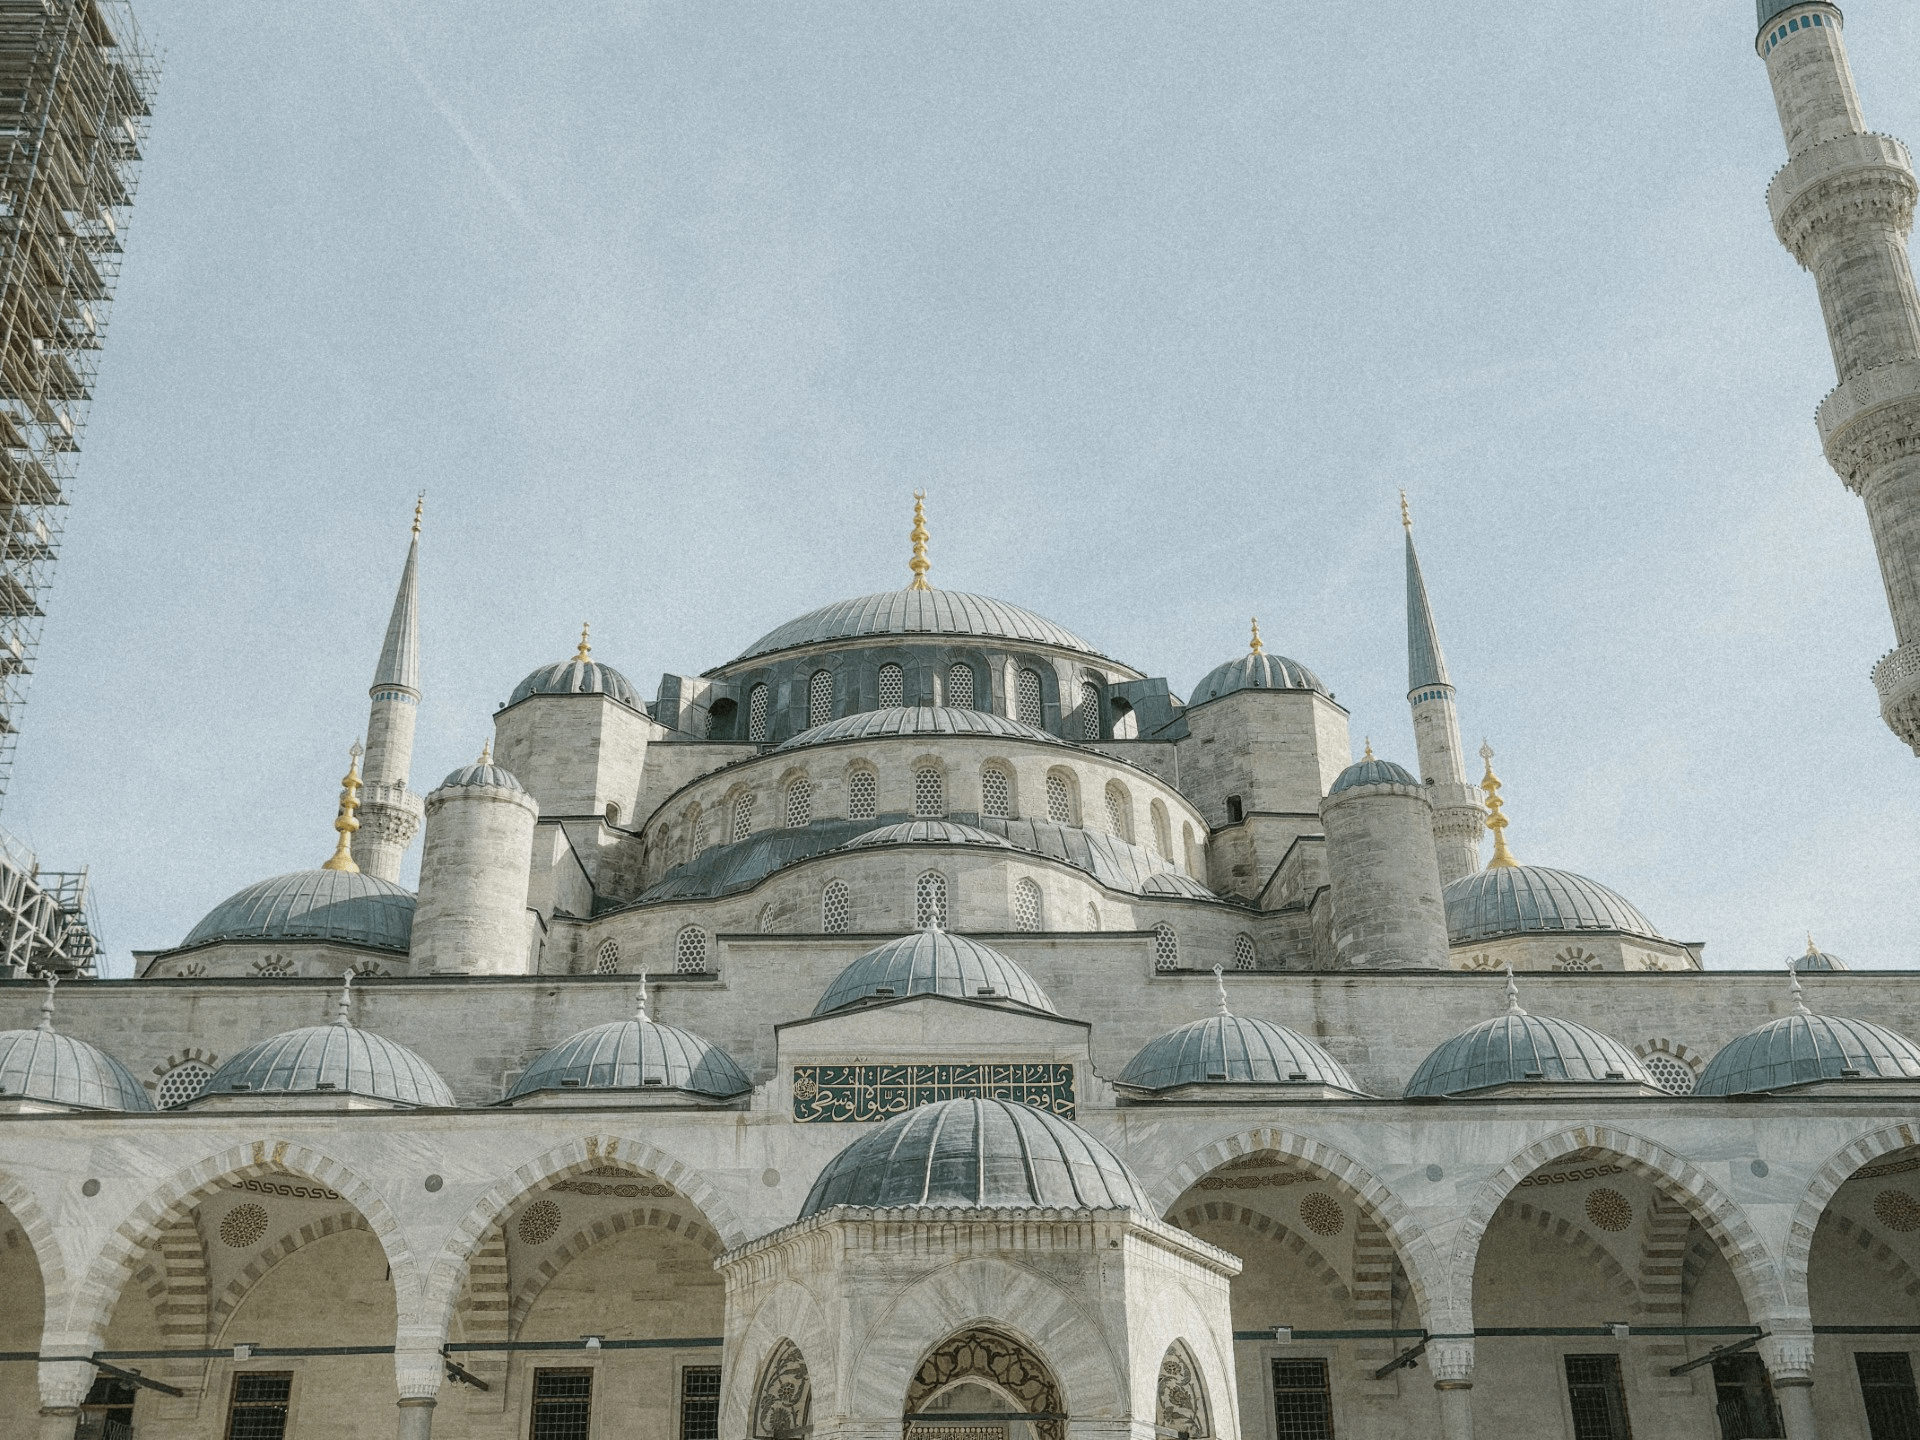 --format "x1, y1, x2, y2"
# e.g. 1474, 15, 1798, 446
798, 1097, 1152, 1217
509, 651, 640, 710
439, 757, 525, 792
814, 930, 1054, 1015
201, 1018, 455, 1107
841, 820, 1014, 852
1791, 937, 1849, 972
1404, 987, 1651, 1097
1696, 1004, 1920, 1096
1443, 865, 1661, 945
508, 1014, 750, 1099
183, 870, 415, 952
776, 705, 1066, 751
1118, 1012, 1362, 1094
1190, 650, 1328, 706
0, 1021, 152, 1111
1329, 756, 1417, 794
734, 589, 1104, 665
